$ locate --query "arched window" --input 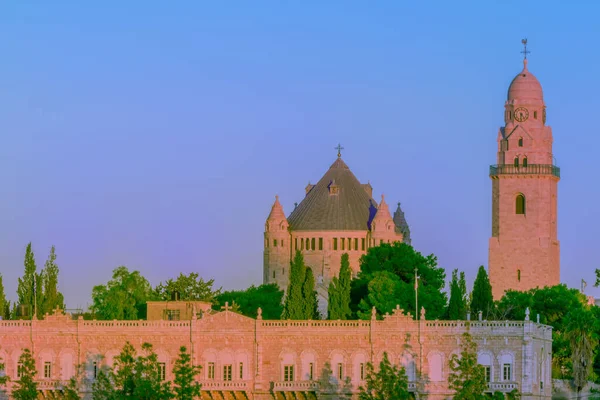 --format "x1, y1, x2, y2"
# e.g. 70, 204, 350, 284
518, 137, 523, 147
514, 157, 519, 167
534, 111, 538, 119
523, 157, 528, 167
311, 238, 315, 250
516, 194, 526, 215
306, 238, 310, 250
